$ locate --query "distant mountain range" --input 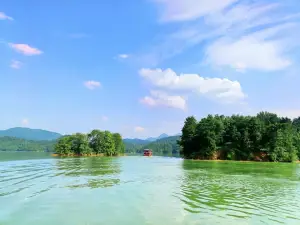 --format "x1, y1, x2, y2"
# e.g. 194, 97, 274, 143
0, 127, 181, 144
0, 127, 181, 153
122, 138, 150, 144
0, 127, 62, 141
145, 133, 169, 142
123, 133, 181, 144
123, 135, 181, 155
